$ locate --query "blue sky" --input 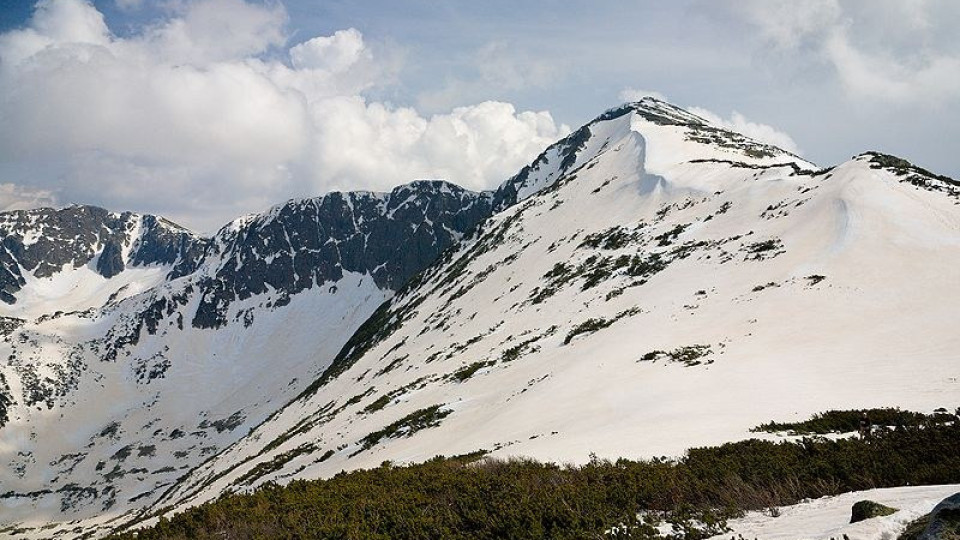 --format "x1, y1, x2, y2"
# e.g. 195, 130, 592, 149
0, 0, 958, 230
